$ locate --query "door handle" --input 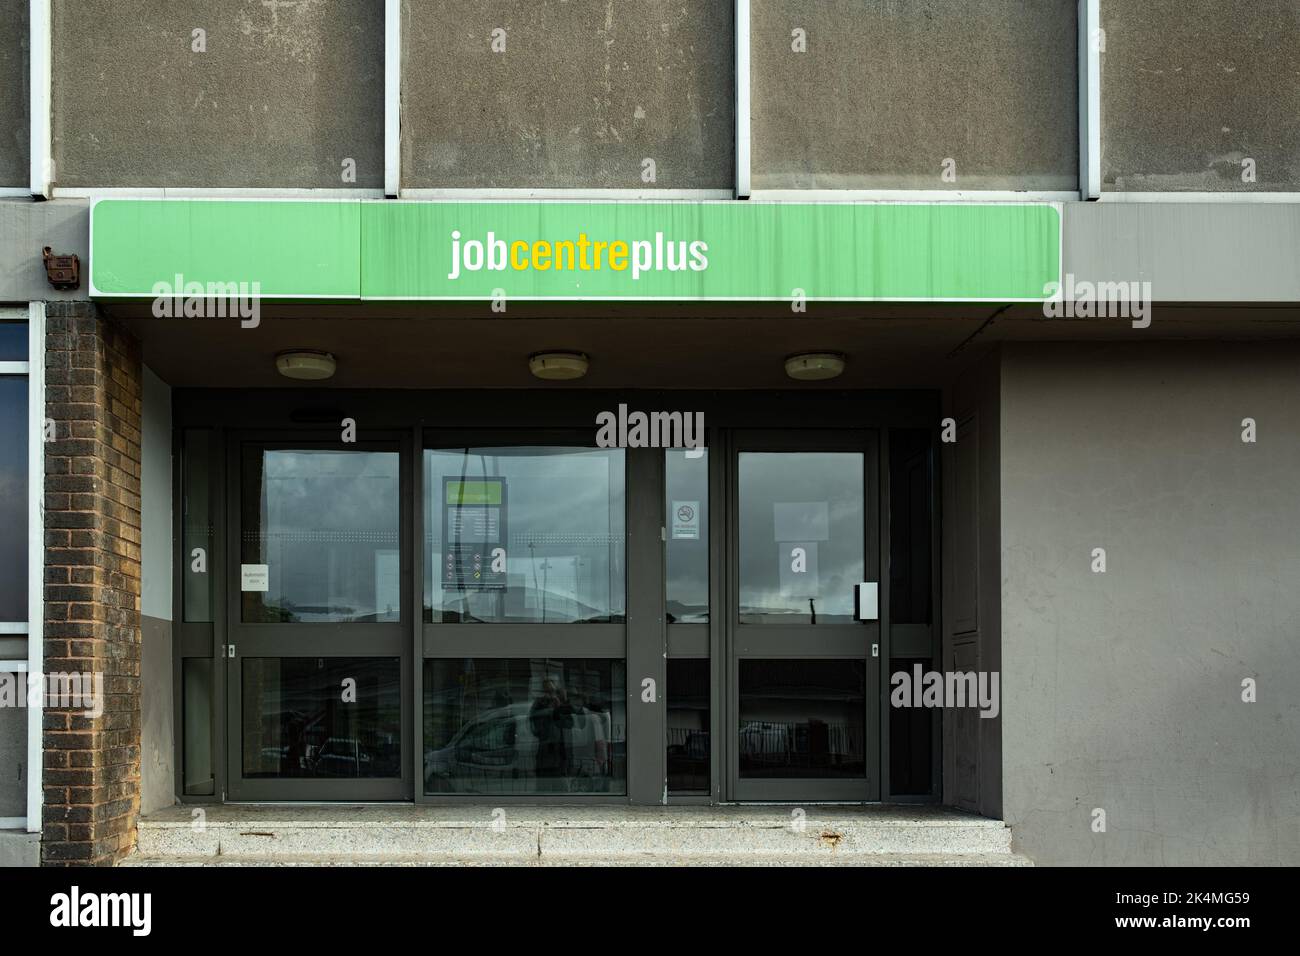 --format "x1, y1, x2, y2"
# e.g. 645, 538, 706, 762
855, 582, 878, 621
